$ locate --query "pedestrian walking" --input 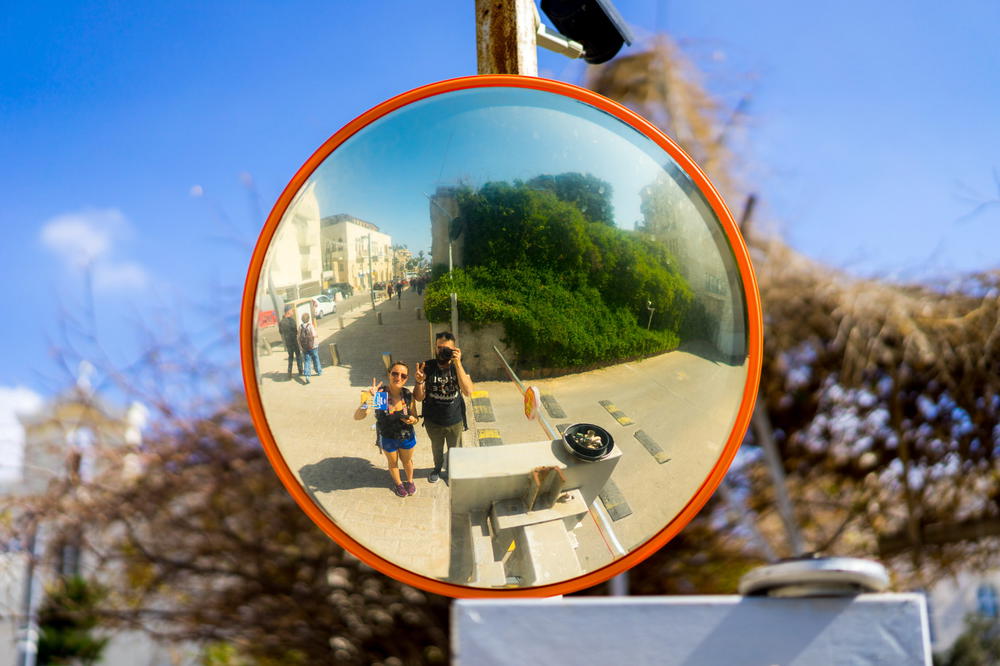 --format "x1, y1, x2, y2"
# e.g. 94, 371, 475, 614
414, 331, 473, 483
278, 306, 303, 380
354, 362, 420, 497
298, 312, 321, 384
